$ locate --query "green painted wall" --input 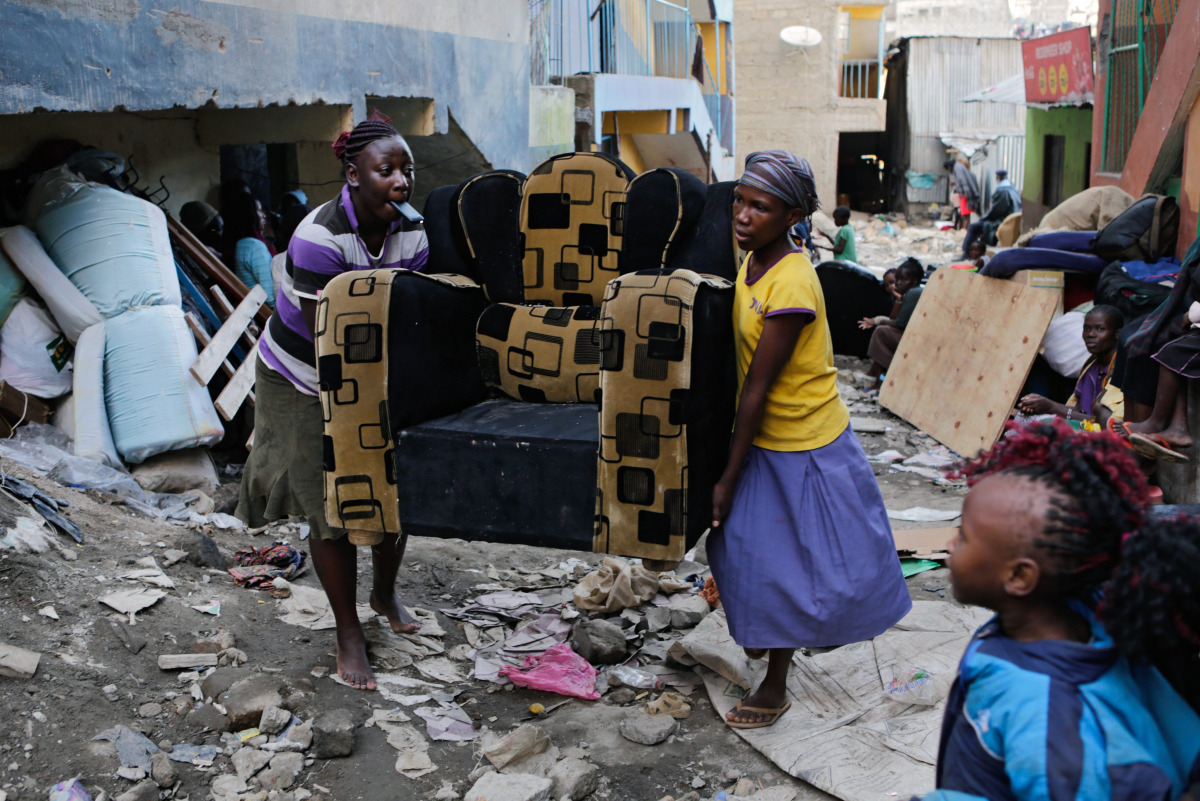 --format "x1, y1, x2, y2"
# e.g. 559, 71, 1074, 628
1023, 107, 1094, 208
